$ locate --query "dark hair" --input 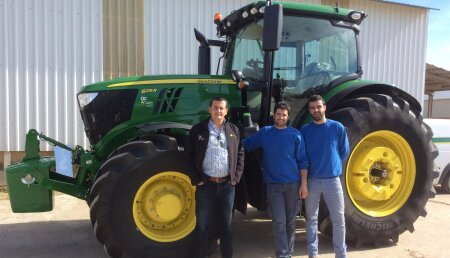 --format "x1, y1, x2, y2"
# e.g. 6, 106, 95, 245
308, 95, 325, 105
273, 102, 291, 115
209, 97, 229, 108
